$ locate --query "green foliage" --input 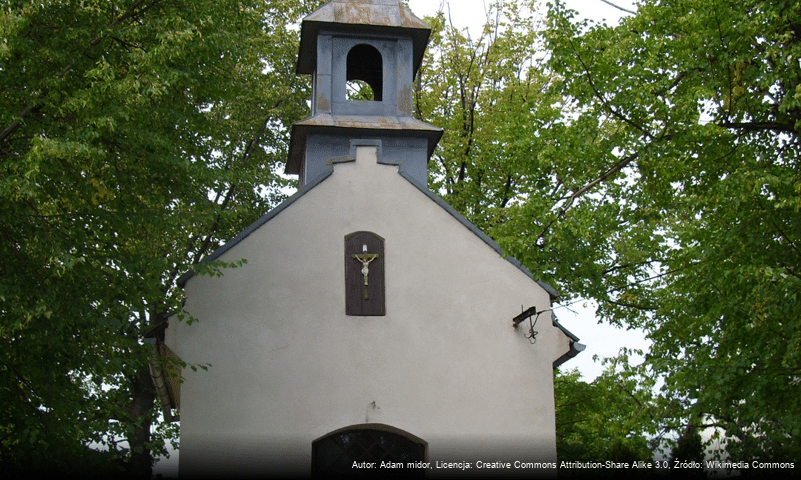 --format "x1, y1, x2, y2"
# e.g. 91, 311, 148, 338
346, 79, 376, 101
545, 0, 801, 462
416, 0, 663, 318
418, 0, 562, 227
418, 0, 800, 463
669, 425, 705, 477
555, 352, 661, 473
0, 0, 322, 475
